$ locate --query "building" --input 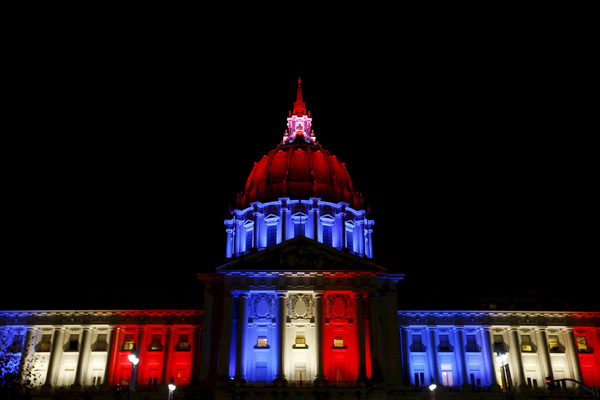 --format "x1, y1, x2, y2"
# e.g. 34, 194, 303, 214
1, 79, 599, 399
